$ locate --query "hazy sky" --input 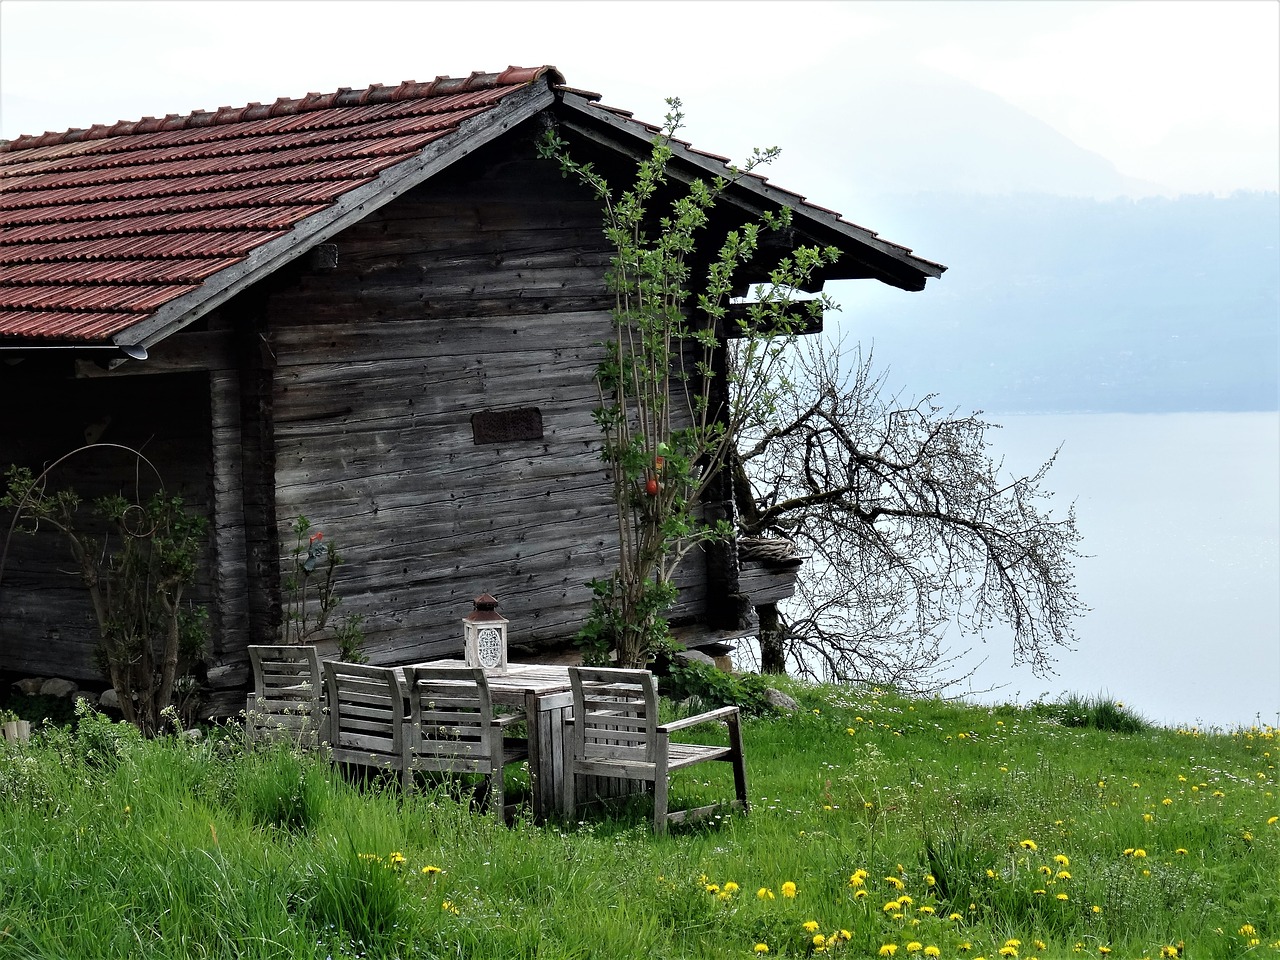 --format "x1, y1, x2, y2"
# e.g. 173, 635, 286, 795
2, 0, 1277, 198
